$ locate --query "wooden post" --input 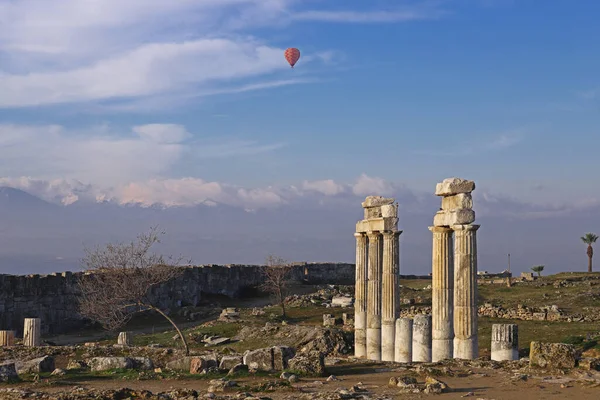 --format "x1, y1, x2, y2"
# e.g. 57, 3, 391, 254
117, 331, 133, 346
0, 330, 15, 346
23, 318, 41, 347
